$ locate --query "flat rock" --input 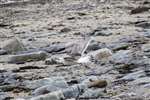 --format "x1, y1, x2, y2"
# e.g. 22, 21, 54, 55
8, 51, 48, 64
24, 77, 68, 90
